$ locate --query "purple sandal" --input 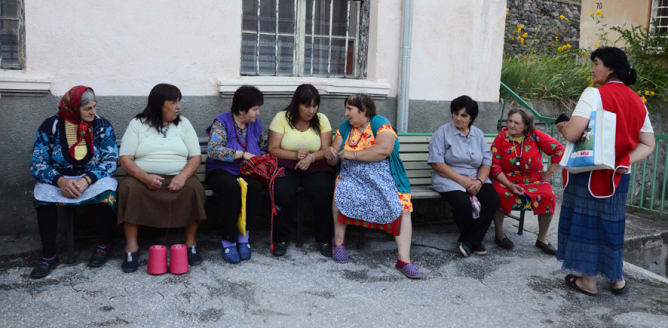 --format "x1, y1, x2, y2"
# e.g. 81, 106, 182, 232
332, 245, 348, 264
396, 262, 422, 279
